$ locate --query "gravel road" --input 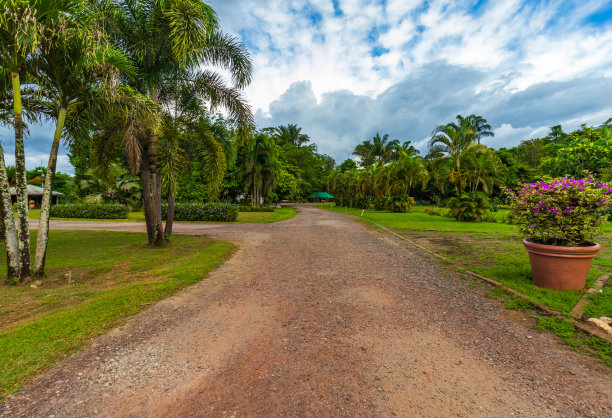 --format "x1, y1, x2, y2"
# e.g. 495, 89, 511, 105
2, 205, 611, 417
